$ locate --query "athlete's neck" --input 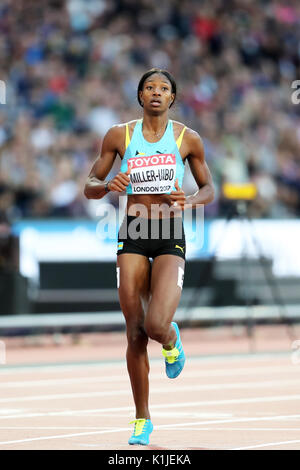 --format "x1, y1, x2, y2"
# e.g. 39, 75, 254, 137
142, 114, 169, 136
